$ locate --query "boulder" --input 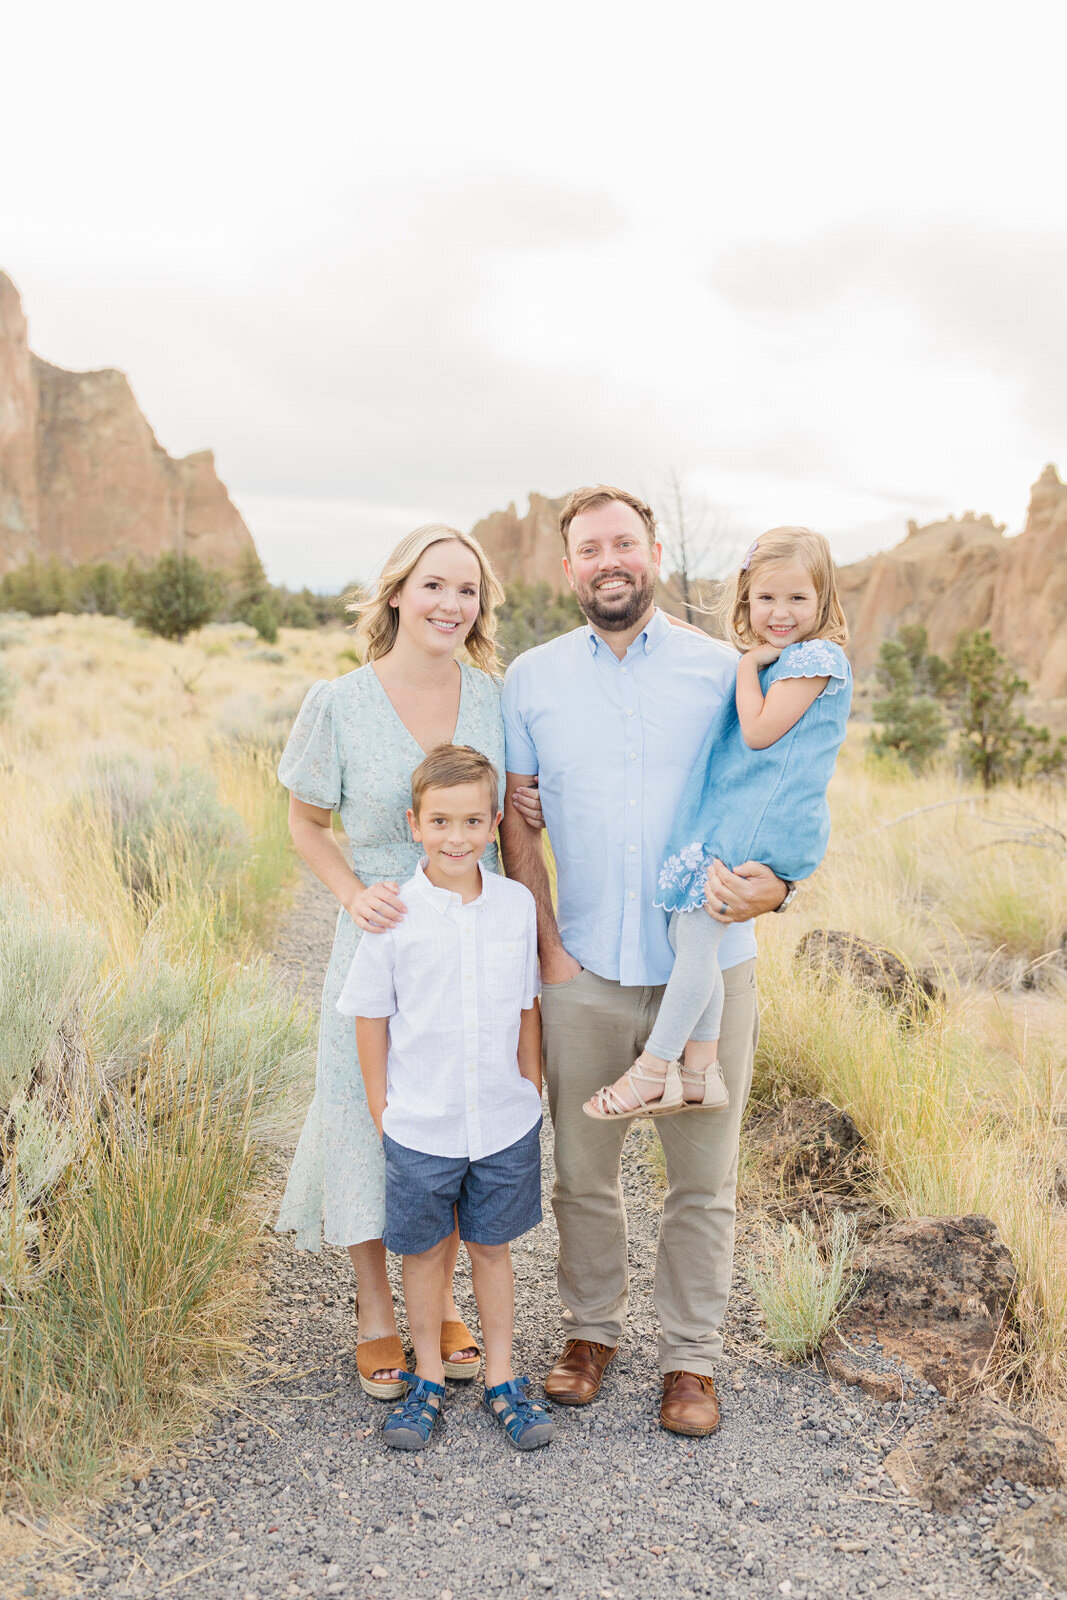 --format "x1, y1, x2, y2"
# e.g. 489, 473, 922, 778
745, 1097, 869, 1194
882, 1396, 1062, 1511
828, 1214, 1016, 1396
995, 1491, 1067, 1589
796, 929, 942, 1010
